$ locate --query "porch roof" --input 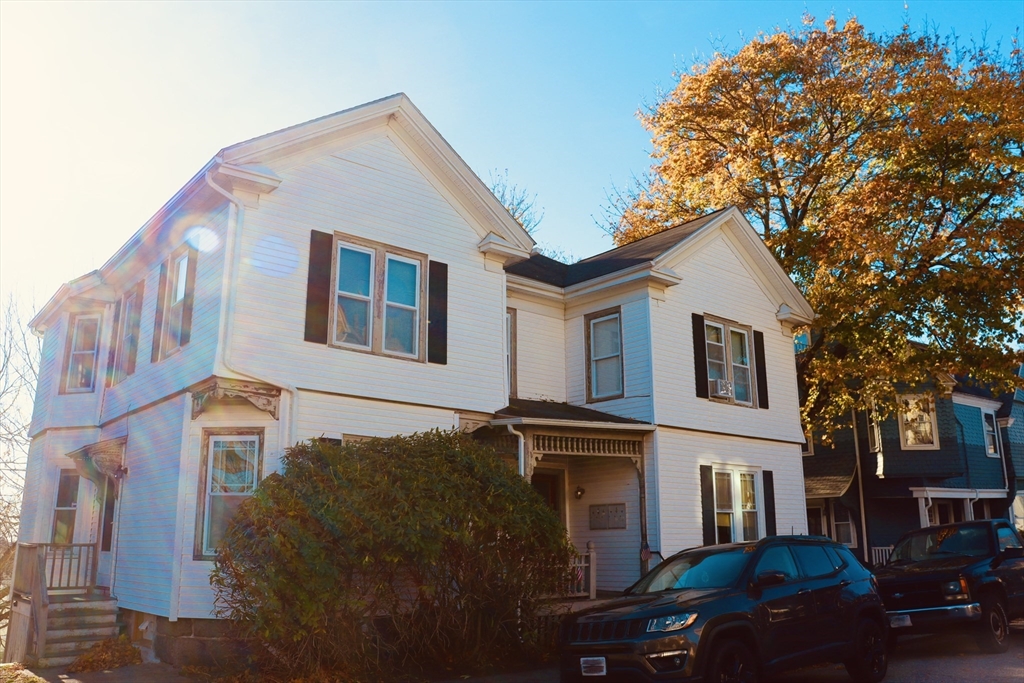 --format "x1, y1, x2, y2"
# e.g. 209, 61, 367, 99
803, 450, 856, 499
491, 398, 655, 431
